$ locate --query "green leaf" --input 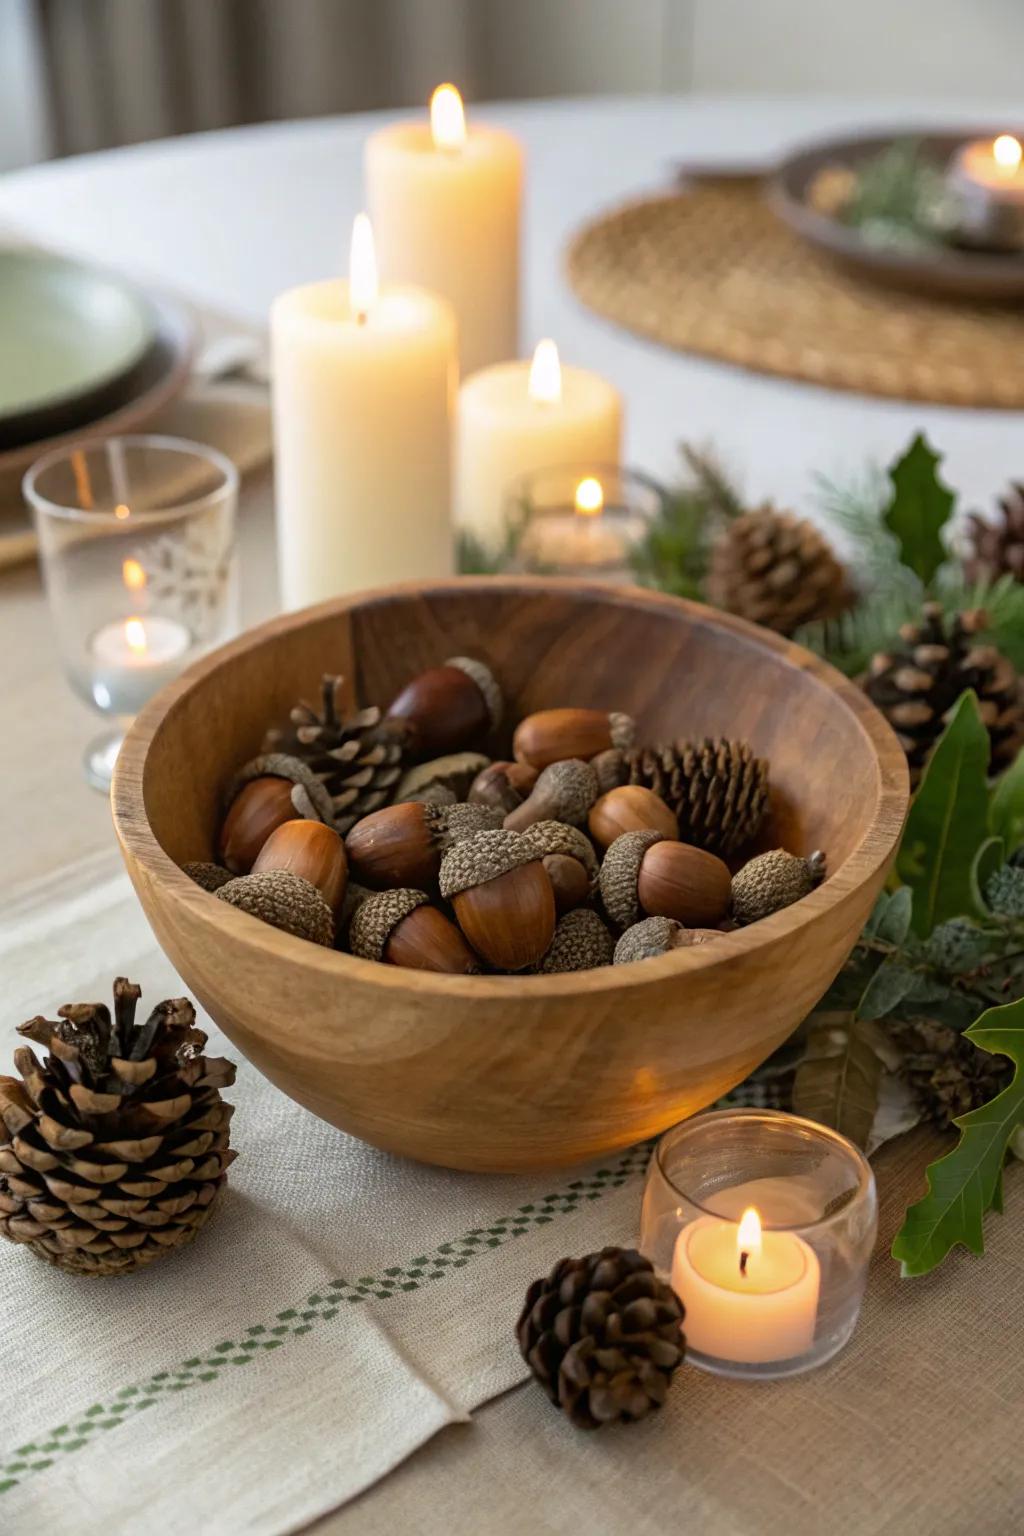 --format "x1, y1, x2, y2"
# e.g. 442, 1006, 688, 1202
882, 434, 955, 587
991, 748, 1024, 858
892, 995, 1024, 1275
873, 886, 913, 946
970, 836, 1005, 911
856, 959, 918, 1021
897, 691, 992, 935
792, 1014, 886, 1150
